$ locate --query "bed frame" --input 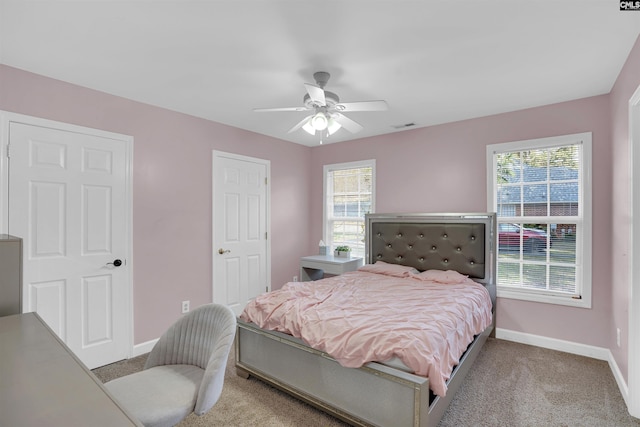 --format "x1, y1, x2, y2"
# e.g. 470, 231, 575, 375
236, 213, 497, 427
